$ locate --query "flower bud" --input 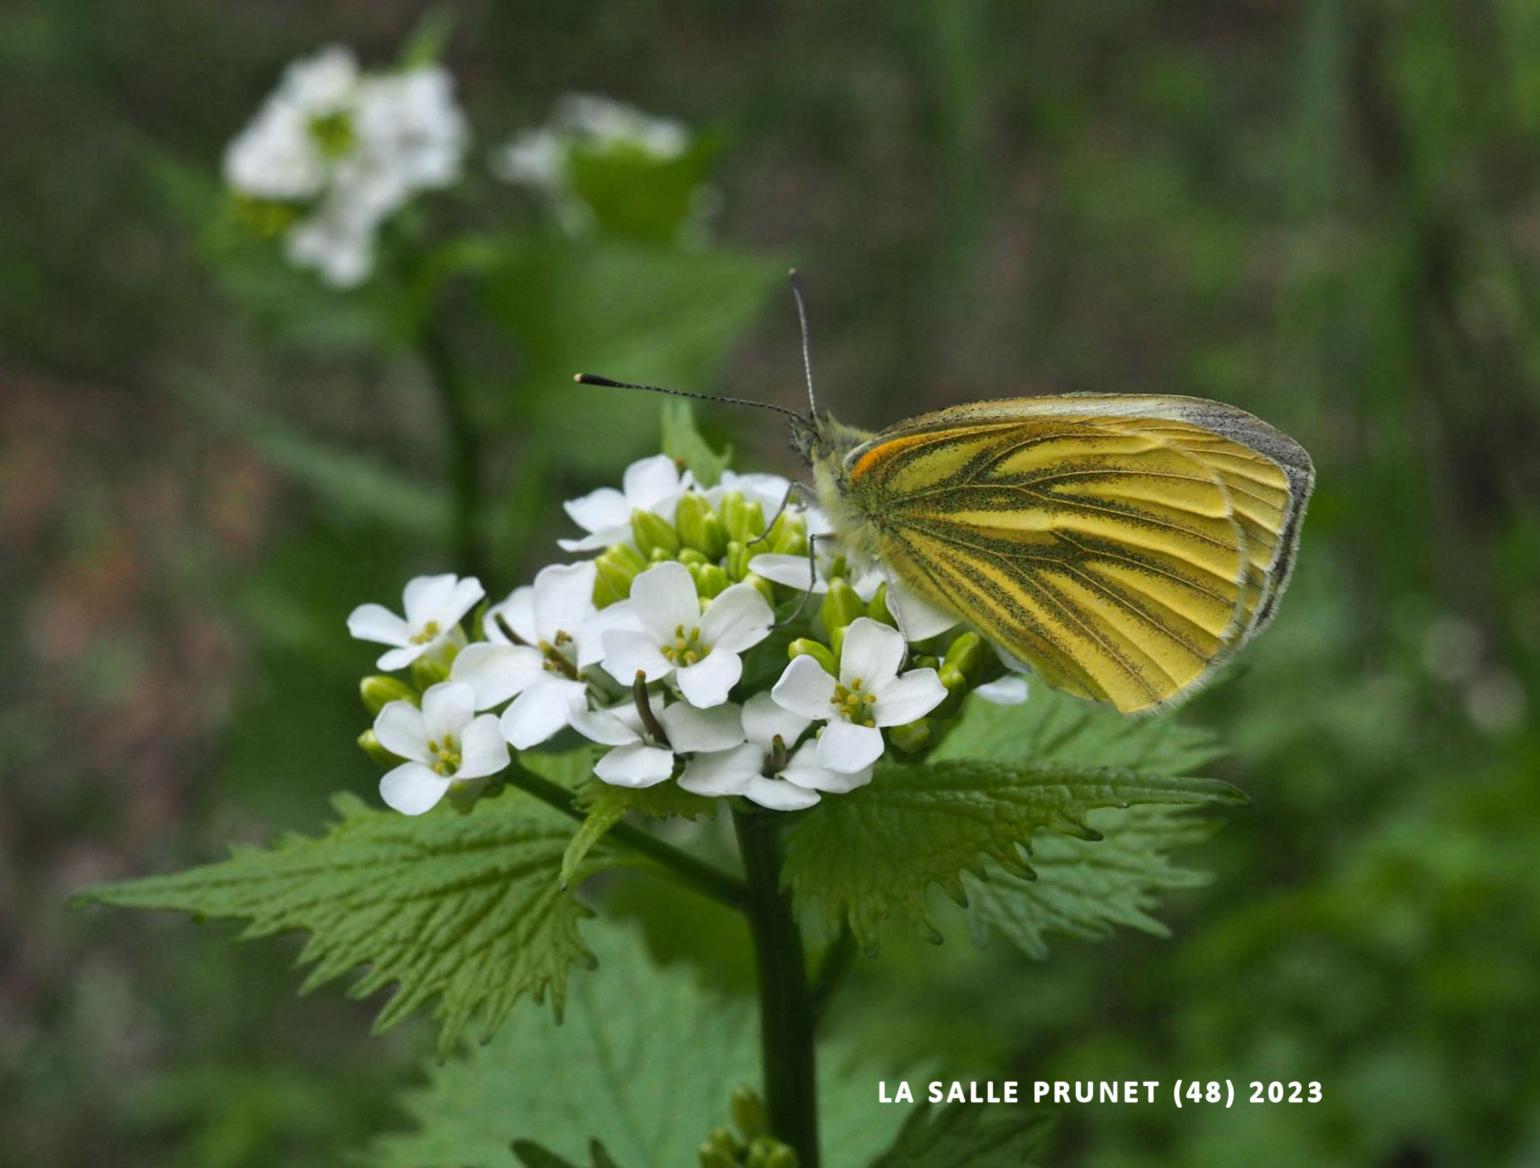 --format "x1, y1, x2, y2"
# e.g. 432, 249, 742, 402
942, 631, 986, 686
819, 577, 865, 636
594, 542, 647, 606
720, 491, 766, 542
676, 493, 729, 559
678, 547, 709, 567
886, 718, 933, 754
357, 728, 403, 768
410, 653, 450, 691
360, 675, 417, 715
631, 508, 681, 557
730, 1085, 769, 1140
788, 638, 838, 677
865, 582, 899, 628
699, 1127, 743, 1168
766, 510, 808, 556
747, 1136, 799, 1168
695, 563, 731, 599
724, 539, 750, 581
